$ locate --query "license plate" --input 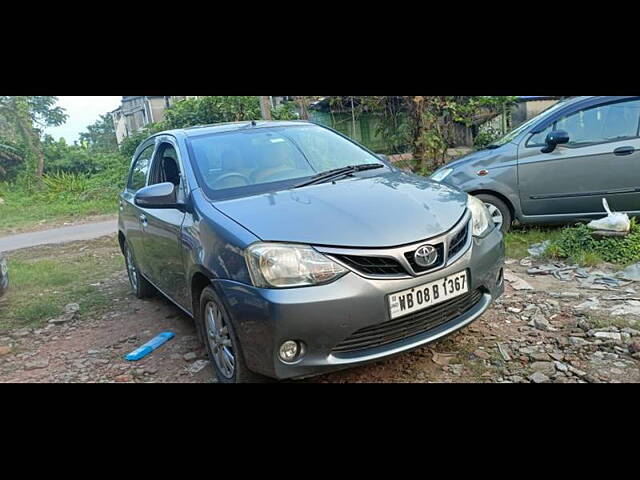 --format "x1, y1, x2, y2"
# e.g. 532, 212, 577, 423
388, 271, 468, 319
